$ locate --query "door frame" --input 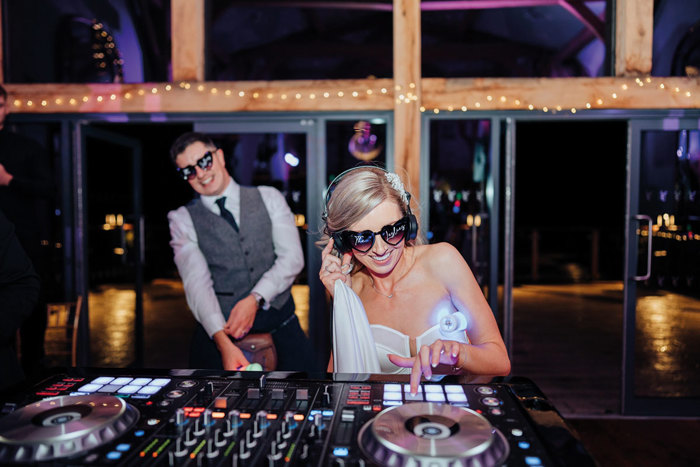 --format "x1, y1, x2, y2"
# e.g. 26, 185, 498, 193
76, 124, 144, 367
623, 118, 700, 415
